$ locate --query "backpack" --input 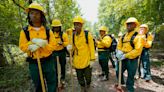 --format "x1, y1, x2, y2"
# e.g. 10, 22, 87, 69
102, 34, 117, 52
72, 30, 96, 50
59, 31, 69, 55
121, 32, 138, 49
73, 30, 89, 45
23, 26, 50, 41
